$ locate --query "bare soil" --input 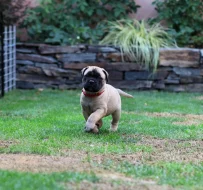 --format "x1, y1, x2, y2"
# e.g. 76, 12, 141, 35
197, 96, 203, 100
123, 111, 203, 126
144, 112, 203, 126
123, 135, 203, 164
1, 134, 202, 172
0, 146, 174, 190
66, 179, 174, 190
